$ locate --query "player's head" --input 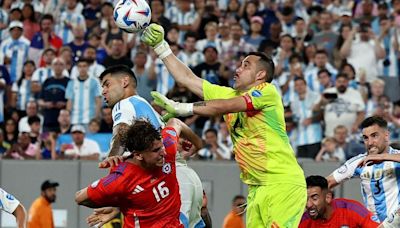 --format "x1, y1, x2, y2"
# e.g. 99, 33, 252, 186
99, 65, 138, 107
124, 119, 165, 169
232, 195, 246, 216
360, 116, 389, 155
305, 175, 332, 220
234, 52, 274, 91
